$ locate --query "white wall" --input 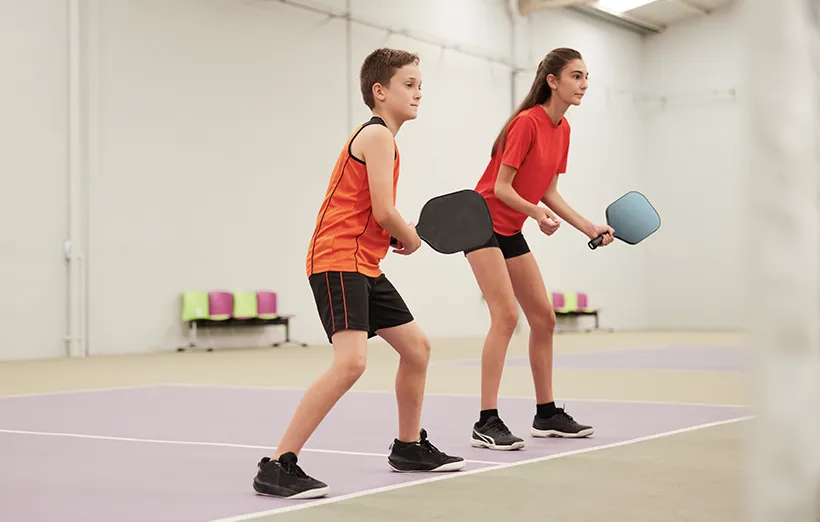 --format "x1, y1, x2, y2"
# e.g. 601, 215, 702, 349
0, 1, 69, 360
642, 3, 745, 330
2, 0, 742, 360
83, 0, 516, 353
